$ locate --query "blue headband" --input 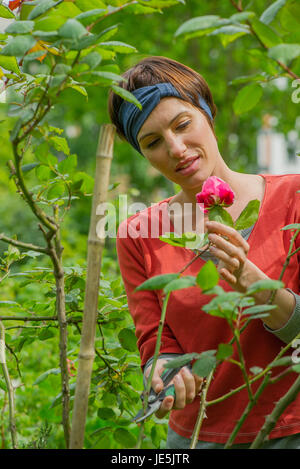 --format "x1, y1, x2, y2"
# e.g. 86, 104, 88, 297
118, 82, 213, 154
